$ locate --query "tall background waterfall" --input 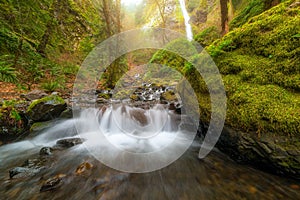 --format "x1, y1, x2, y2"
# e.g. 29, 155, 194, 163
178, 0, 193, 41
